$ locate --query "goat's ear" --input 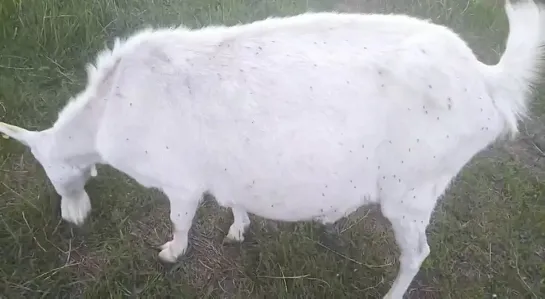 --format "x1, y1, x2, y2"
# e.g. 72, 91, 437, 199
0, 122, 38, 147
